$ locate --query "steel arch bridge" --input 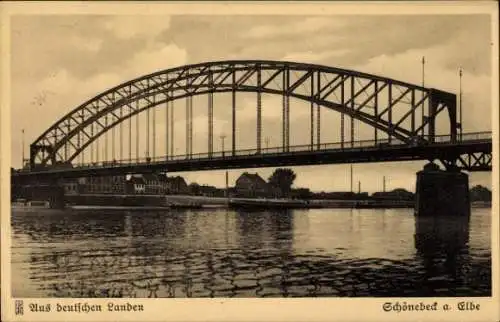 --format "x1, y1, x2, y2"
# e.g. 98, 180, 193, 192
27, 60, 490, 174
